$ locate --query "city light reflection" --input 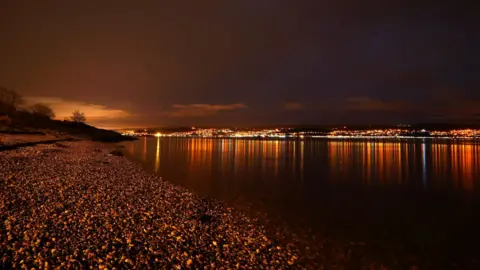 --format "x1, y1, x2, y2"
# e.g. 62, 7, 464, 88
126, 138, 480, 193
323, 141, 479, 191
155, 137, 160, 172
